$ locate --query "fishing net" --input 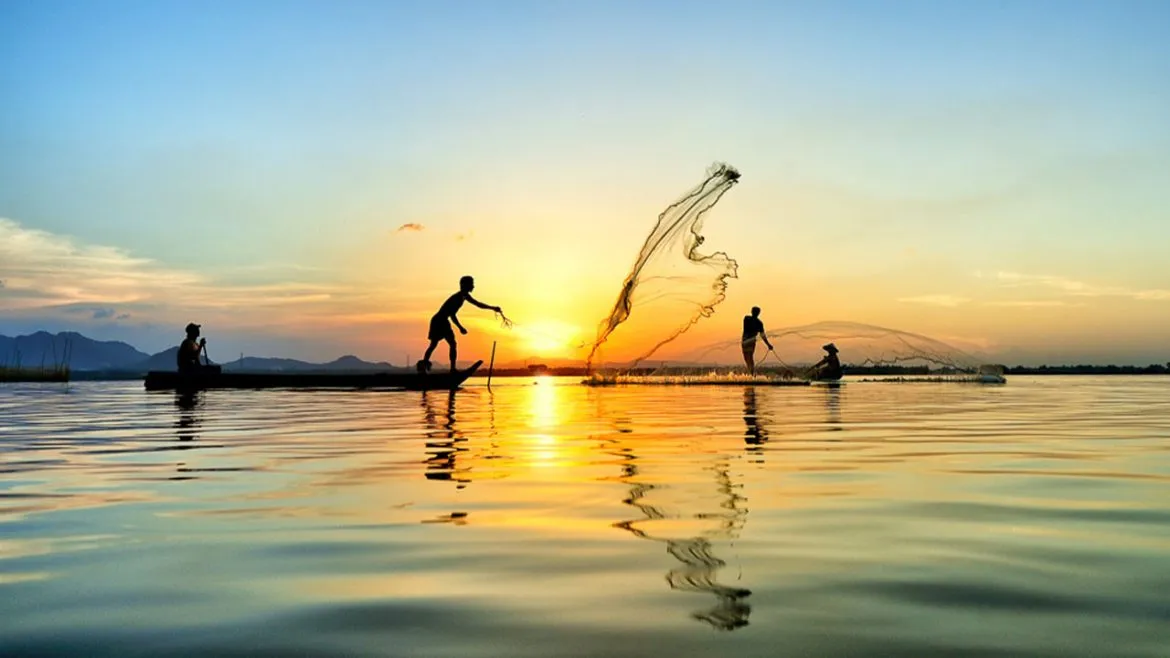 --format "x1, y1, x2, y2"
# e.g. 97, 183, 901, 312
589, 321, 1005, 384
586, 163, 741, 370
